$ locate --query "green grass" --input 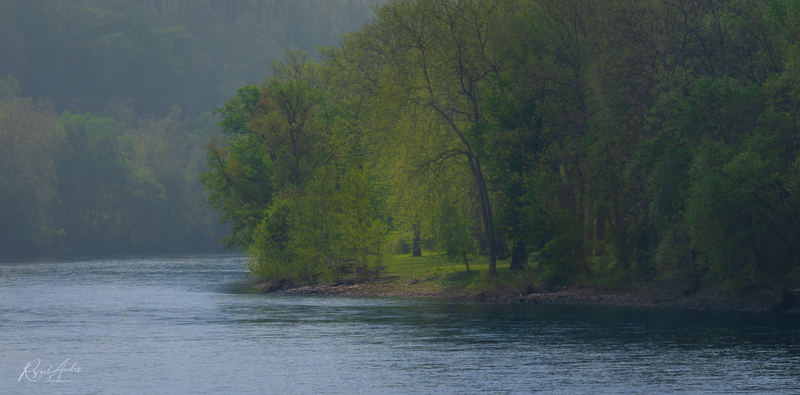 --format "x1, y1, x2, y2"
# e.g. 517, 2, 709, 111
382, 252, 536, 294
